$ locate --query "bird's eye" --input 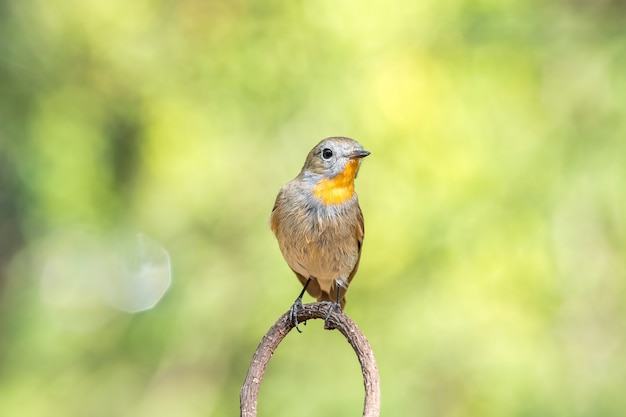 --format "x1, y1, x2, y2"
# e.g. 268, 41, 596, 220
321, 148, 333, 160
